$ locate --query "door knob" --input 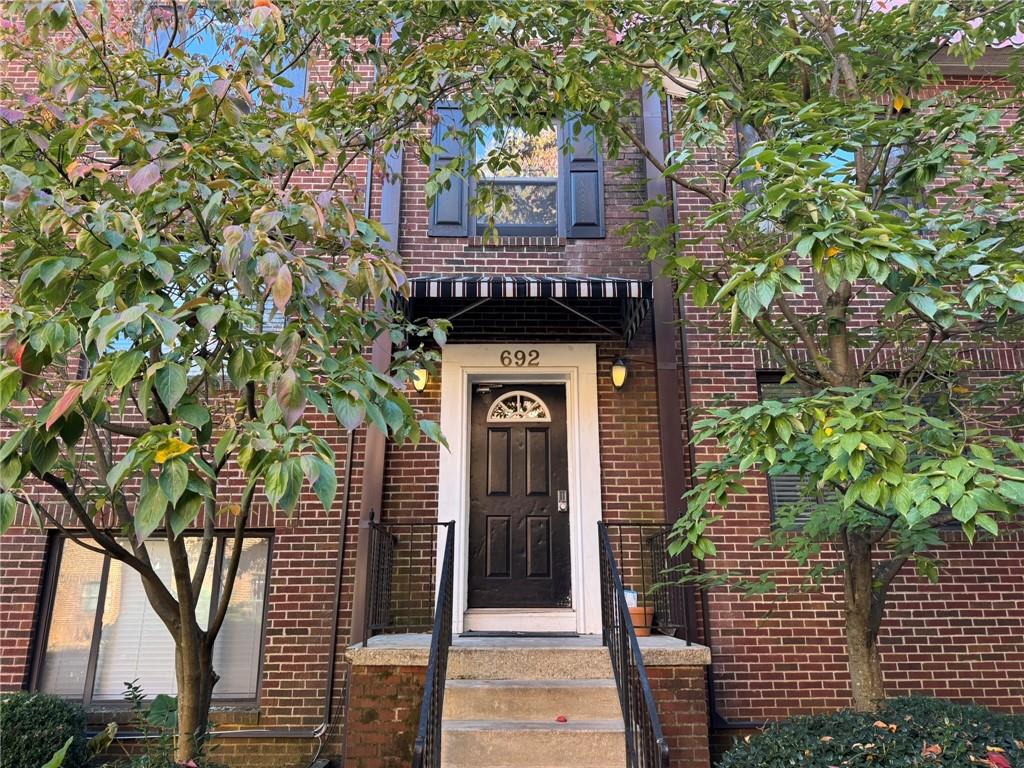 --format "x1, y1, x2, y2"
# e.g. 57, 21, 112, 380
557, 490, 568, 512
